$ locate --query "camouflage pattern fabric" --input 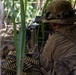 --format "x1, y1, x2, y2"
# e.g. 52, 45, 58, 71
40, 25, 76, 75
52, 55, 76, 75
